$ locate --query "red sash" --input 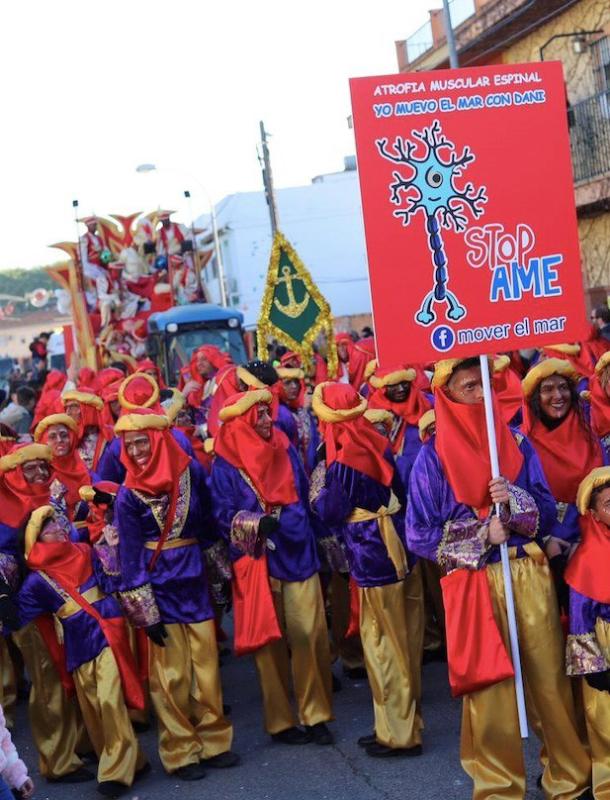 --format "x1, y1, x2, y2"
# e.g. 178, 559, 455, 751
232, 555, 282, 656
